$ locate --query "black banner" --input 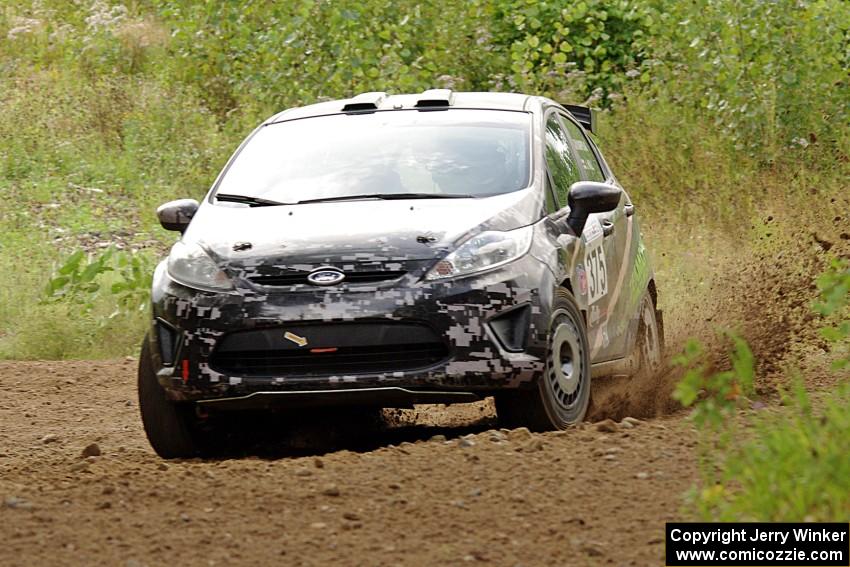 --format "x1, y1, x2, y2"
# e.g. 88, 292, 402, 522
666, 523, 849, 566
